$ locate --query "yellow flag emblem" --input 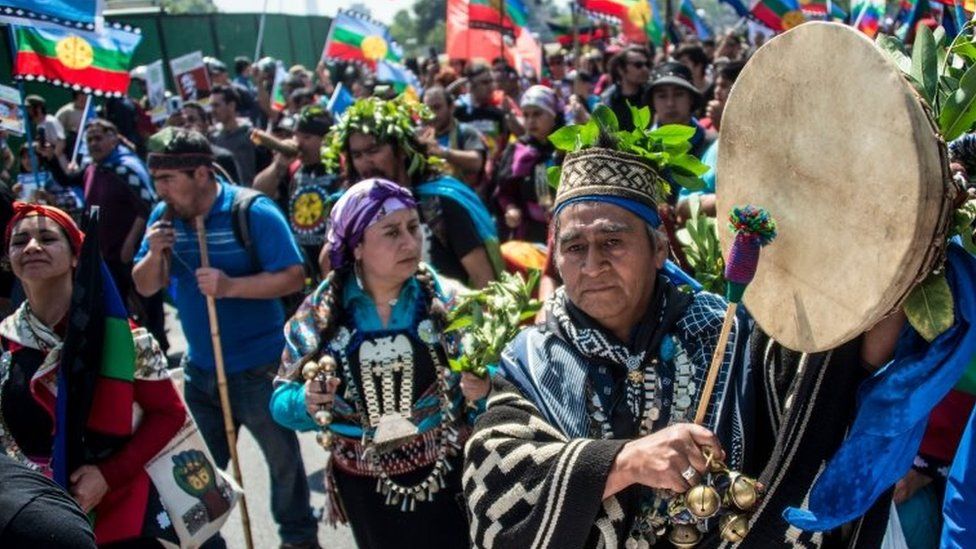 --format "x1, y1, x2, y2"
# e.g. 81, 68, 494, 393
56, 35, 94, 70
